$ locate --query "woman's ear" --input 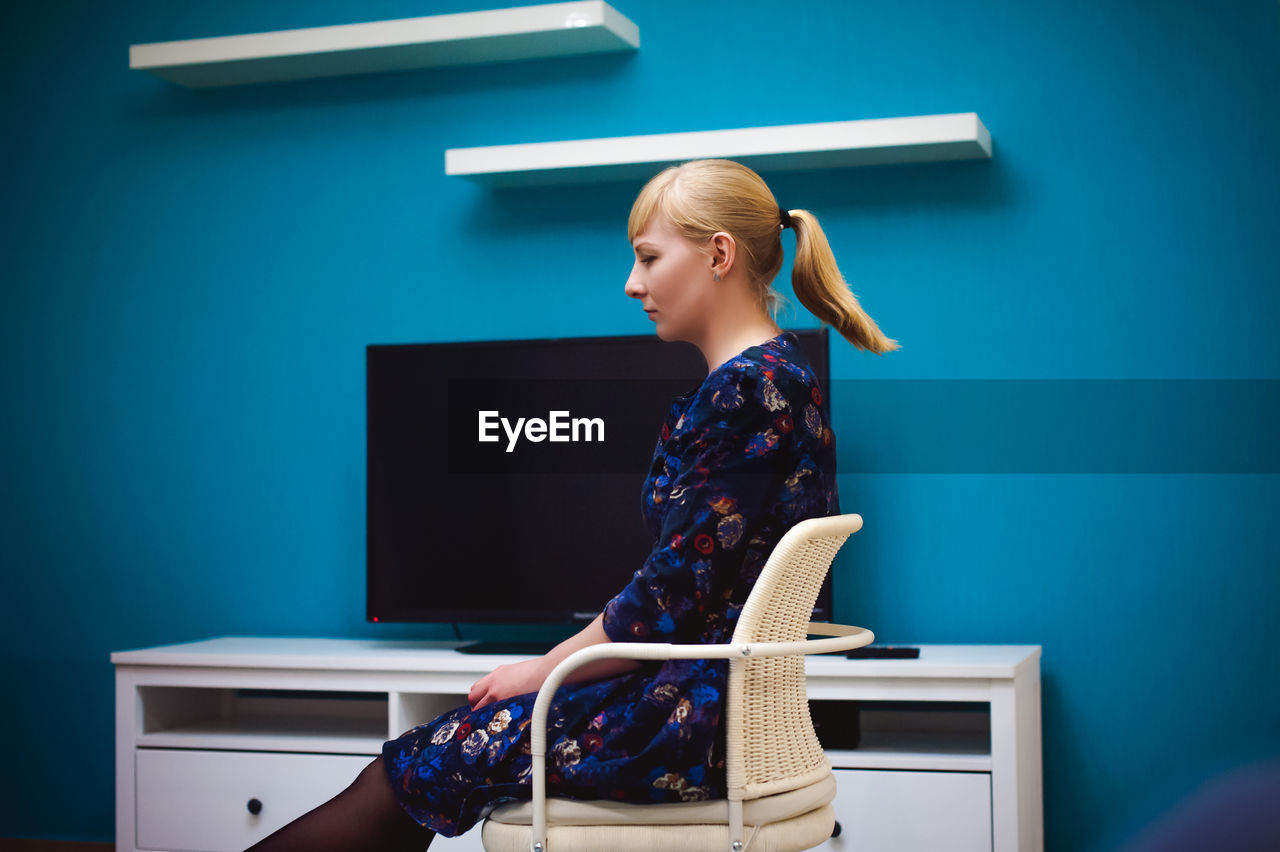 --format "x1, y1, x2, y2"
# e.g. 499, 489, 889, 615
708, 231, 735, 277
